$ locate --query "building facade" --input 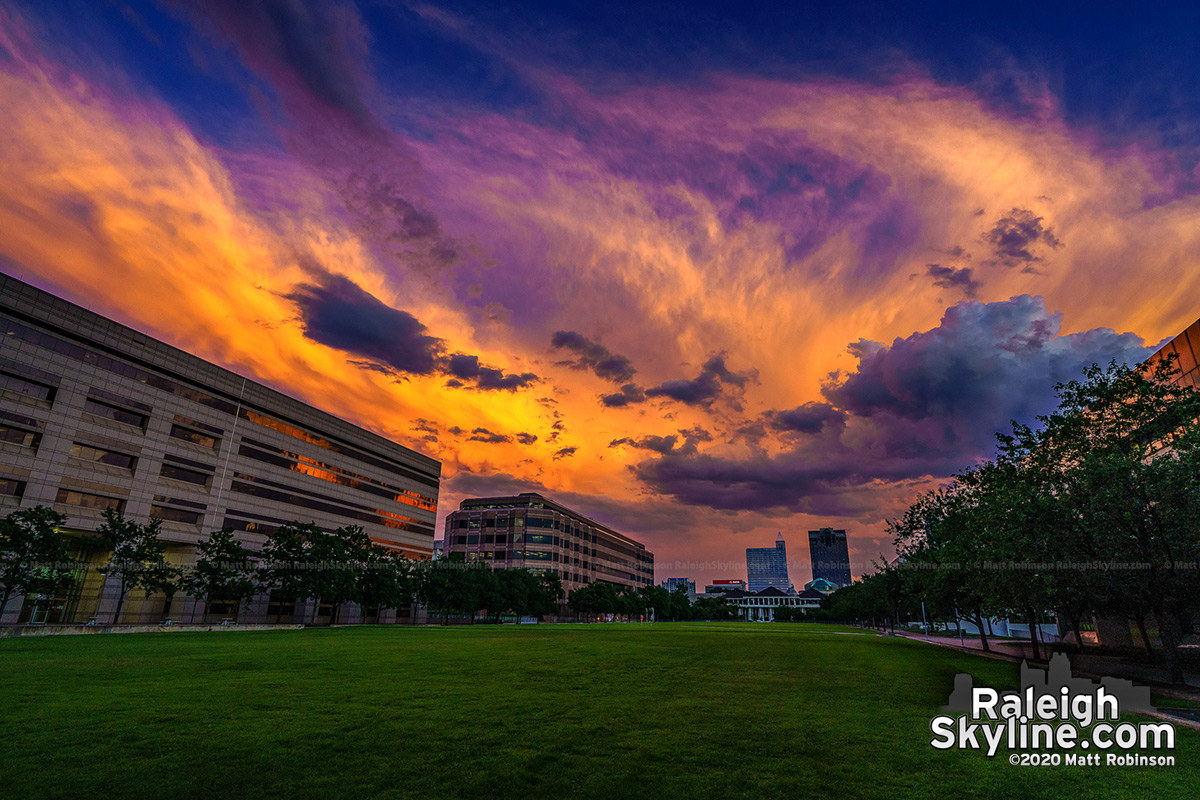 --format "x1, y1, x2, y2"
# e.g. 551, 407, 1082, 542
0, 274, 440, 625
704, 579, 746, 595
661, 577, 697, 601
746, 533, 789, 592
807, 528, 852, 587
442, 493, 654, 597
721, 587, 823, 621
